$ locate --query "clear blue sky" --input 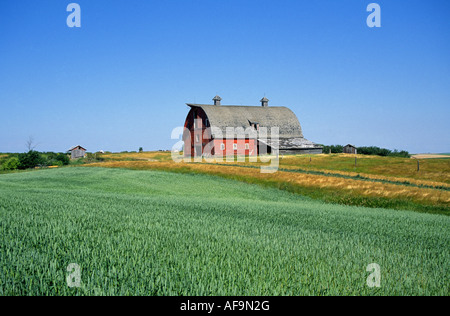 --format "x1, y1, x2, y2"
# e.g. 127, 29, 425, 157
0, 0, 449, 153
